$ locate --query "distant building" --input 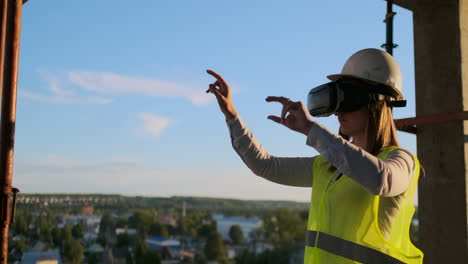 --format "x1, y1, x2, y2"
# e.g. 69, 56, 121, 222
159, 215, 177, 227
116, 227, 137, 235
81, 202, 94, 215
213, 214, 262, 242
30, 242, 48, 252
21, 249, 62, 264
146, 236, 181, 251
146, 236, 181, 259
